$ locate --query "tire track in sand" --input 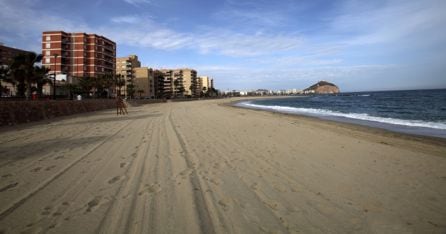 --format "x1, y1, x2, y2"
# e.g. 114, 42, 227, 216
0, 119, 135, 221
168, 110, 216, 234
96, 114, 161, 233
